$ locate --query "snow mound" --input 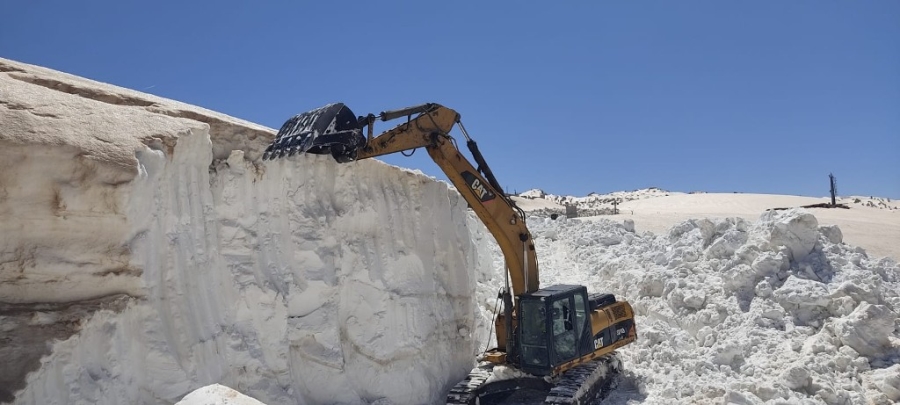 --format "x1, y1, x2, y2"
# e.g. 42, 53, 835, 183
519, 188, 547, 199
537, 187, 678, 208
488, 208, 900, 404
176, 384, 266, 405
